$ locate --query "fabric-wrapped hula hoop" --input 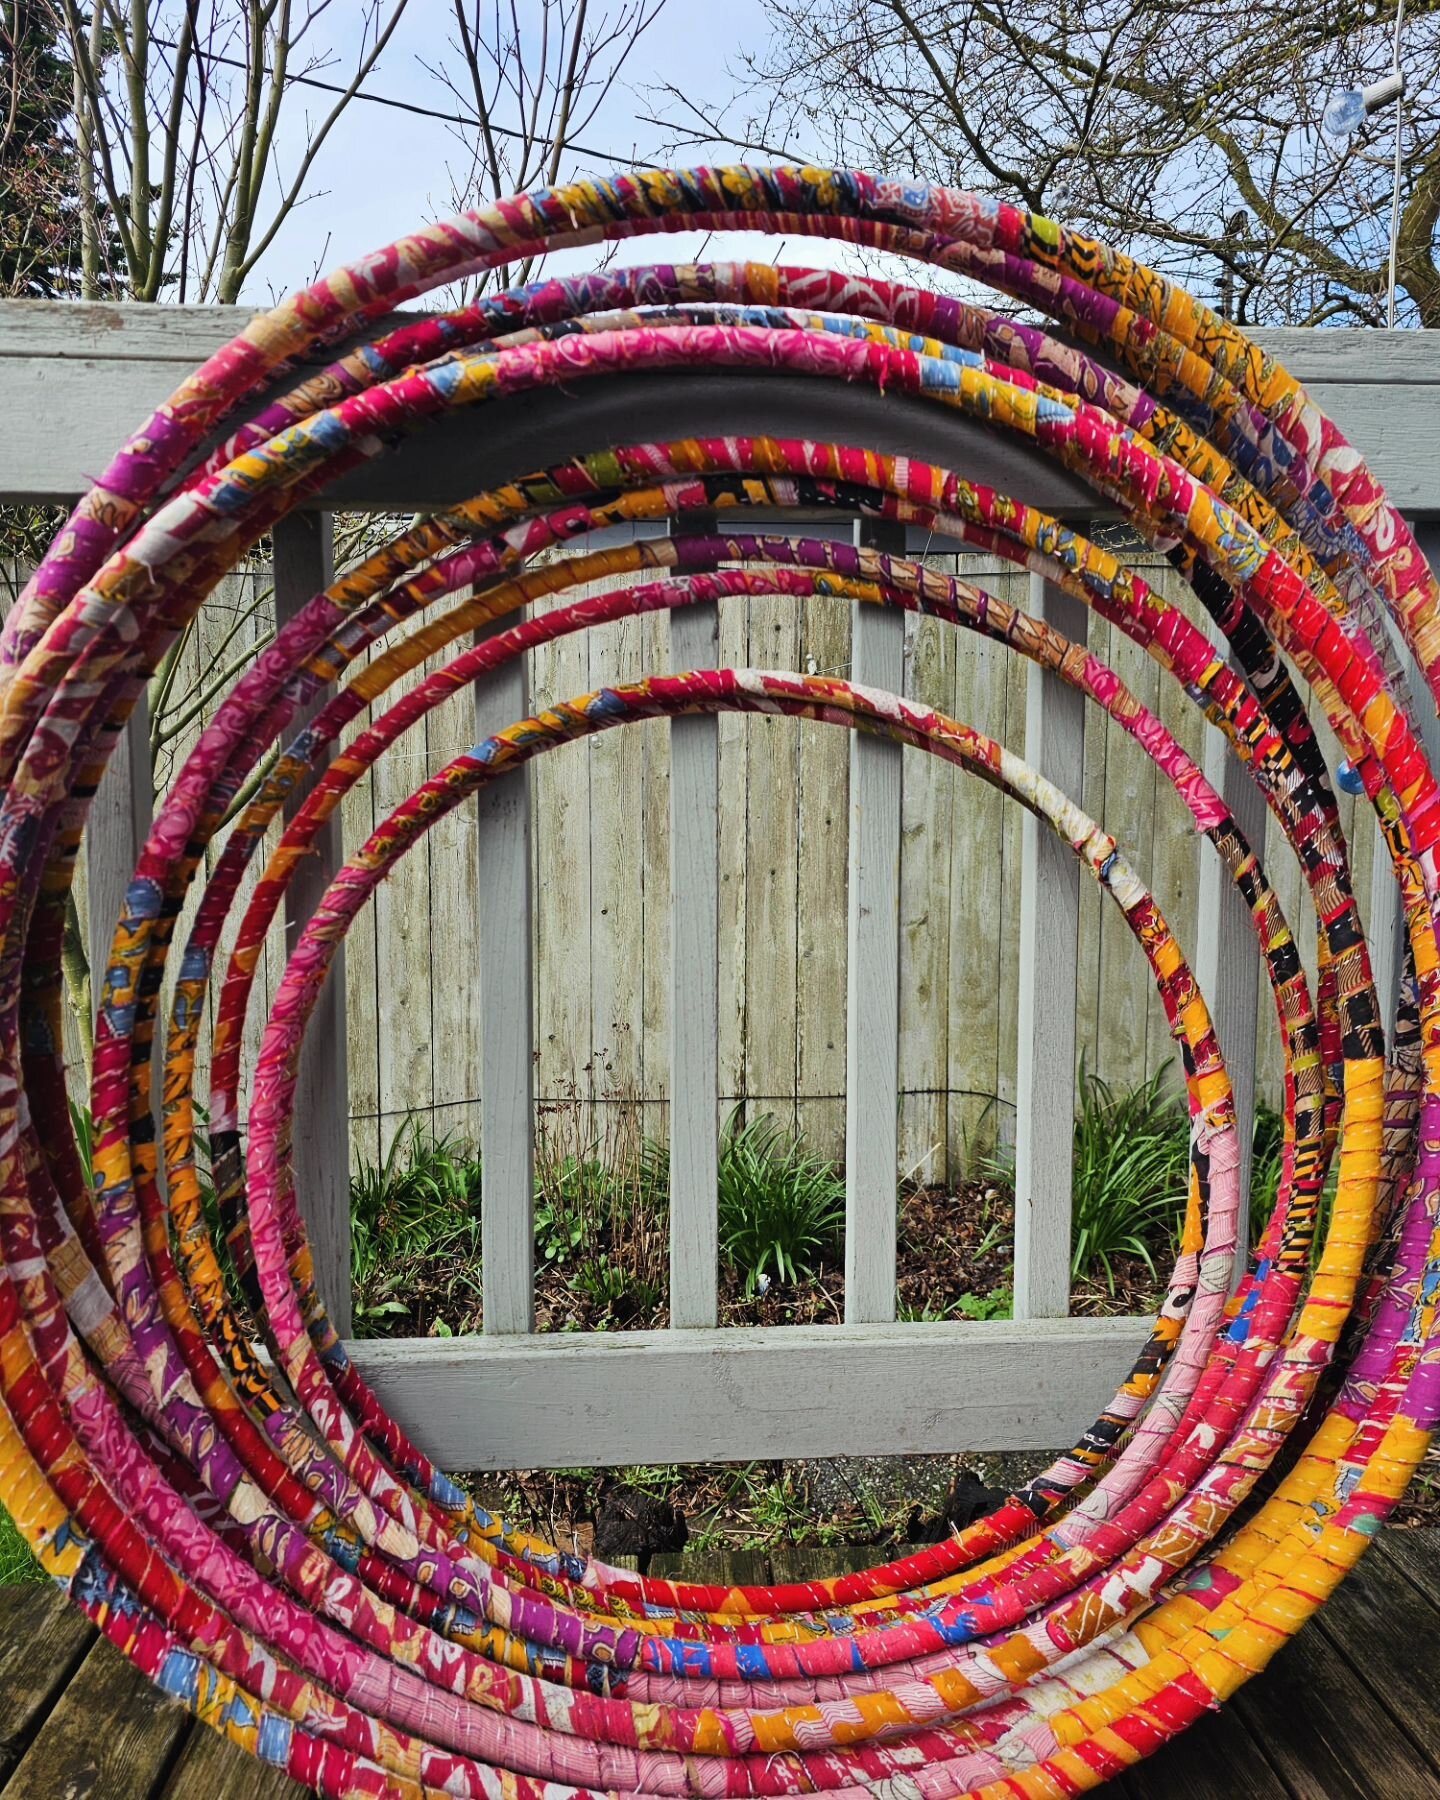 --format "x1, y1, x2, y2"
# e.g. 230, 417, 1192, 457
0, 165, 1436, 1795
